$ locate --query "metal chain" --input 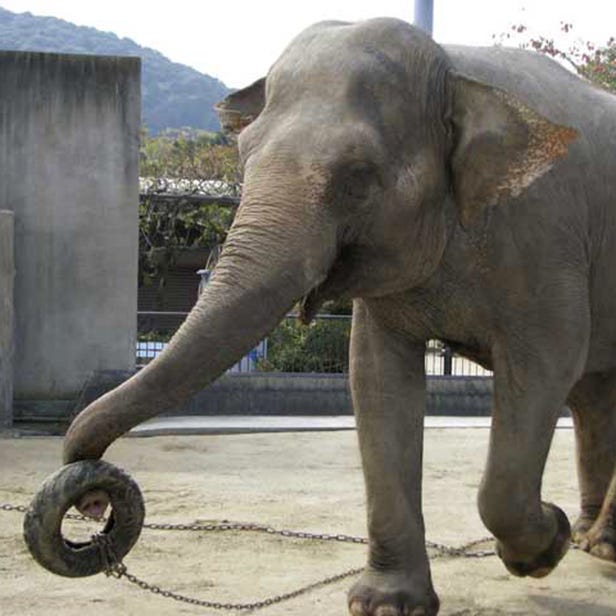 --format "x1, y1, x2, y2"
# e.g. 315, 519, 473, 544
139, 518, 497, 558
108, 562, 365, 612
91, 532, 122, 572
1, 503, 28, 513
427, 536, 497, 559
142, 519, 371, 544
1, 502, 108, 523
2, 501, 496, 612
